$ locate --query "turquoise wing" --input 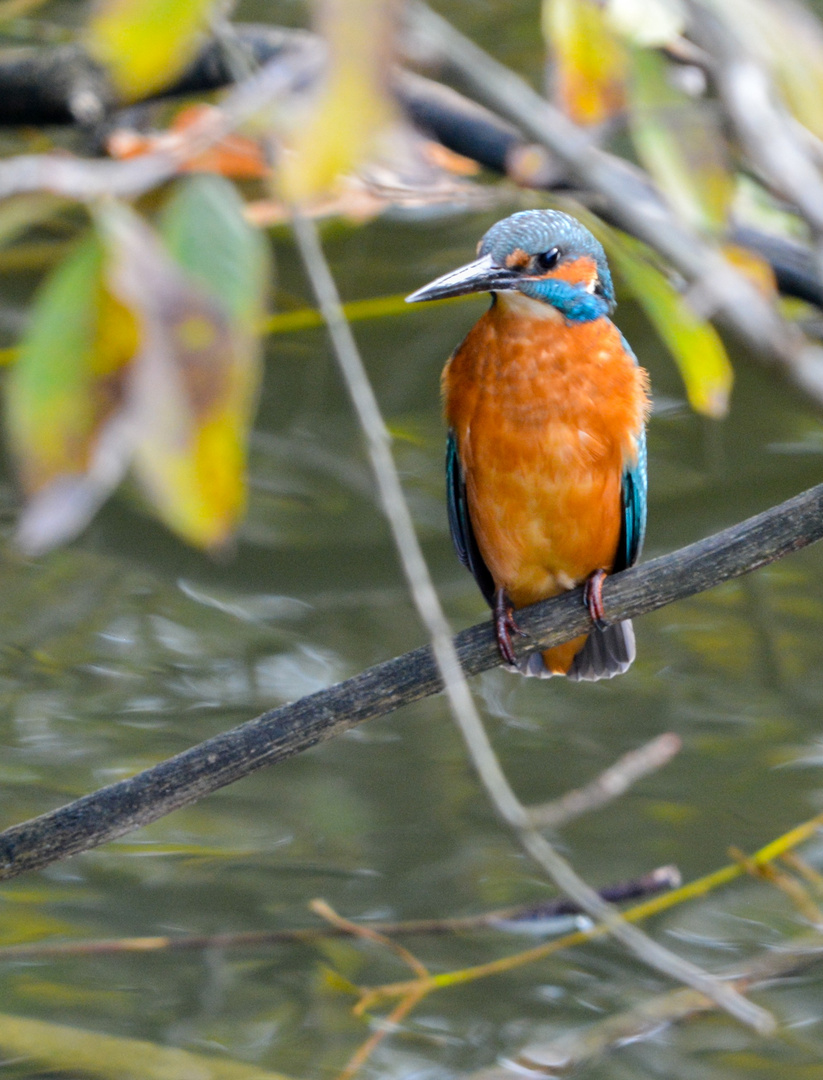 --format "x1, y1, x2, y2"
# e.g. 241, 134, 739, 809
616, 427, 647, 573
446, 429, 495, 605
